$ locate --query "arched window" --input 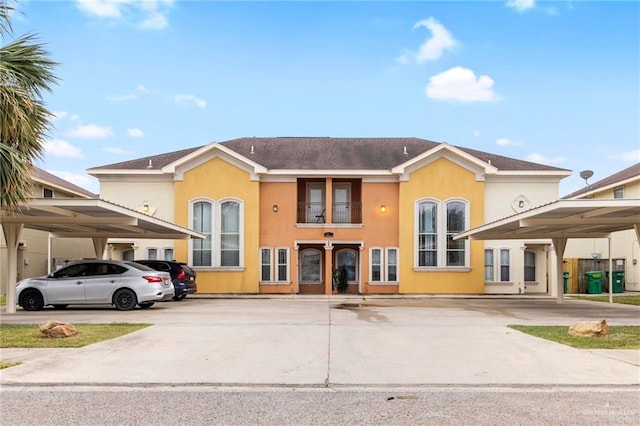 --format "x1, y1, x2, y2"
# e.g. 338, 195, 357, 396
190, 198, 243, 268
336, 248, 358, 282
415, 198, 469, 268
300, 249, 322, 282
